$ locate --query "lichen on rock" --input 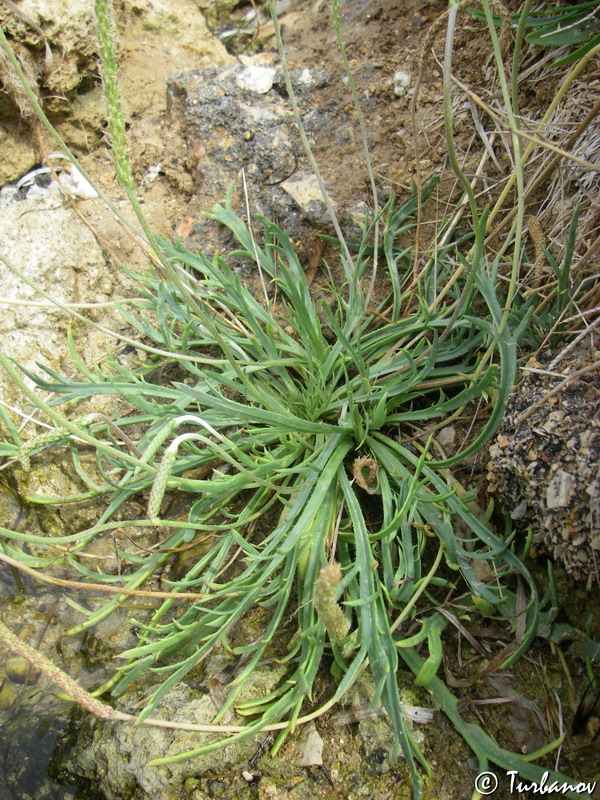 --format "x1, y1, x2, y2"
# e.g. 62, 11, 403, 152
487, 341, 600, 585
